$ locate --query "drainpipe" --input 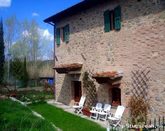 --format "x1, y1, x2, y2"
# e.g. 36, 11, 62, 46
53, 25, 58, 102
47, 22, 57, 101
